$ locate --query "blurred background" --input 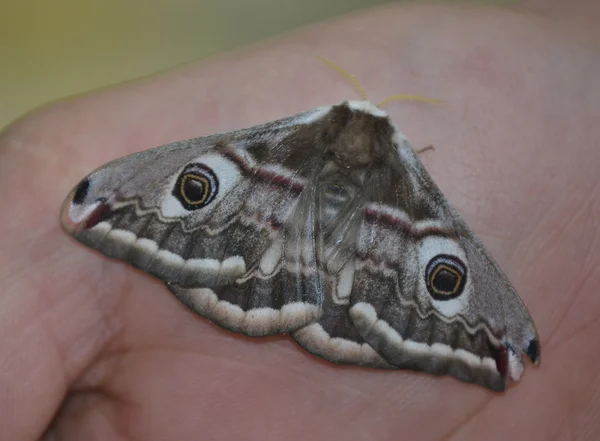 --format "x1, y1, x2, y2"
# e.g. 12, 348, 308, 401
1, 0, 512, 130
